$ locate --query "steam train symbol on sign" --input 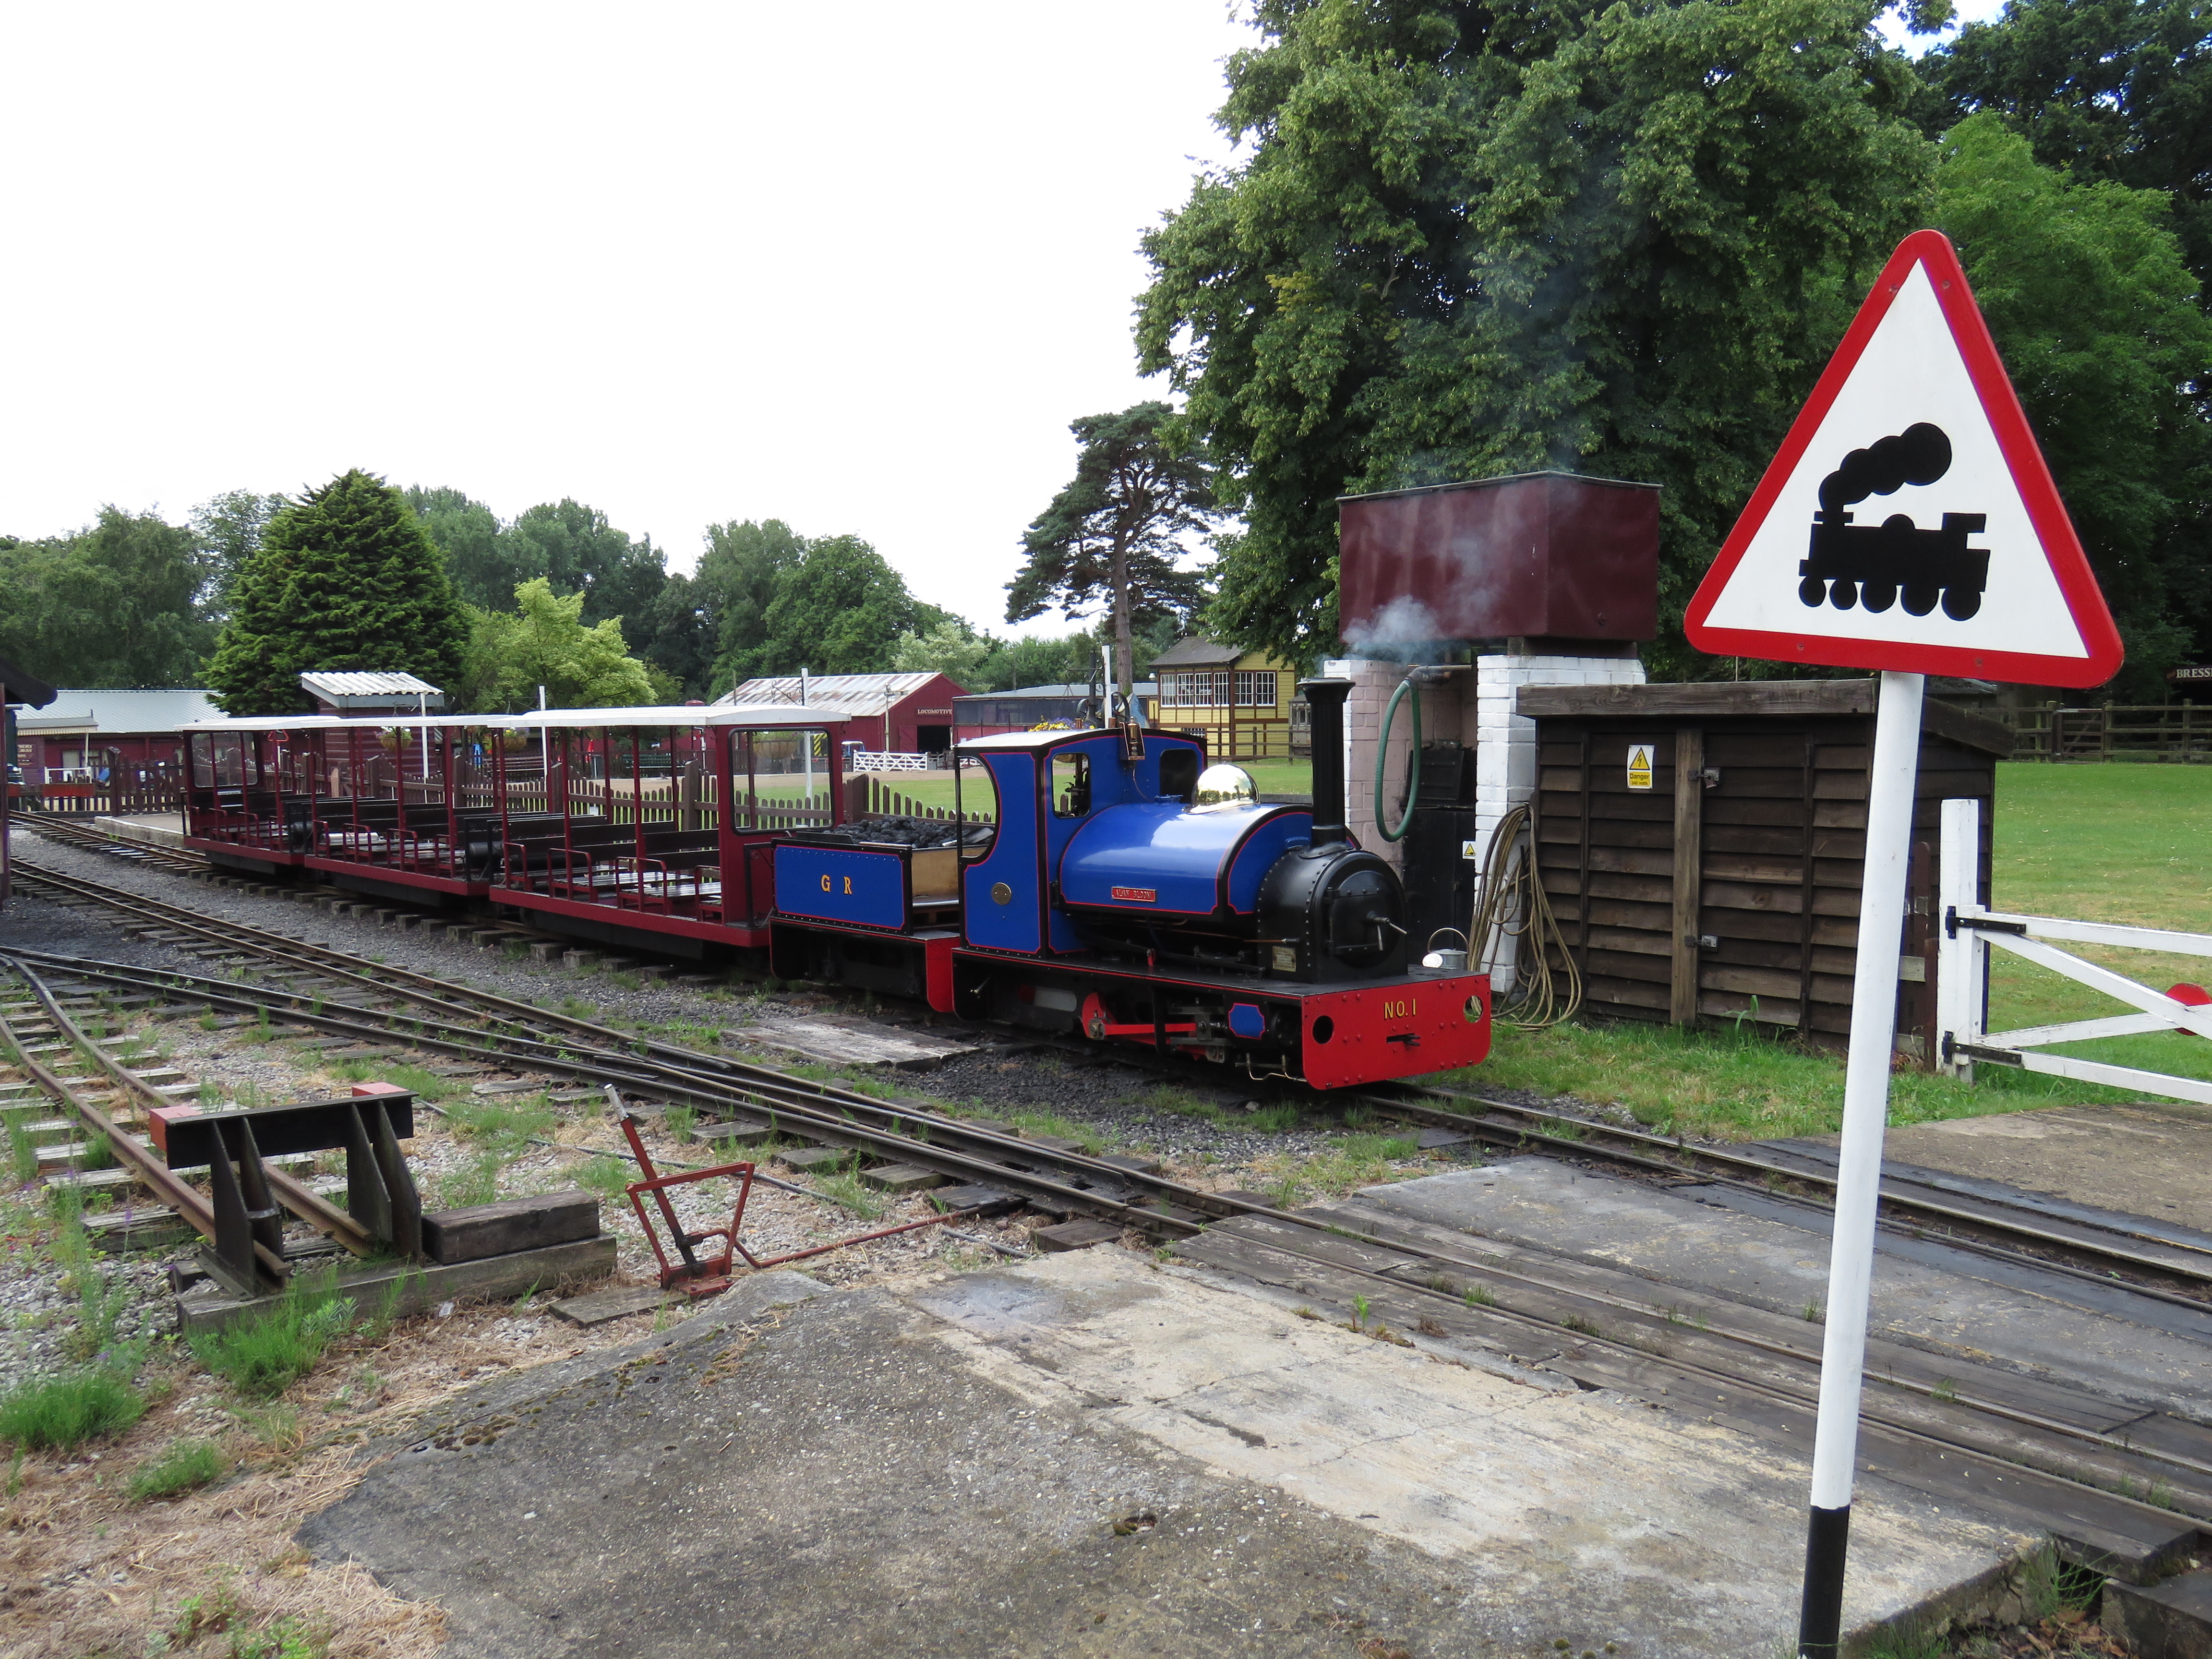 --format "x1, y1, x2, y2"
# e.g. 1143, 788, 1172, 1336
1797, 422, 1990, 620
